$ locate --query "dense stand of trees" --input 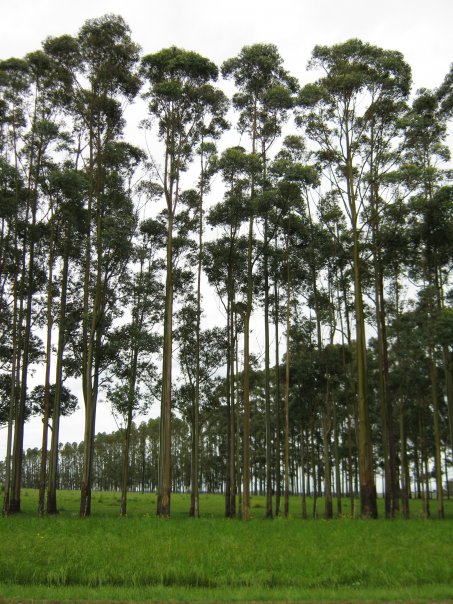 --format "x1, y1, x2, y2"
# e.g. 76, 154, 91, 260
1, 15, 452, 519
